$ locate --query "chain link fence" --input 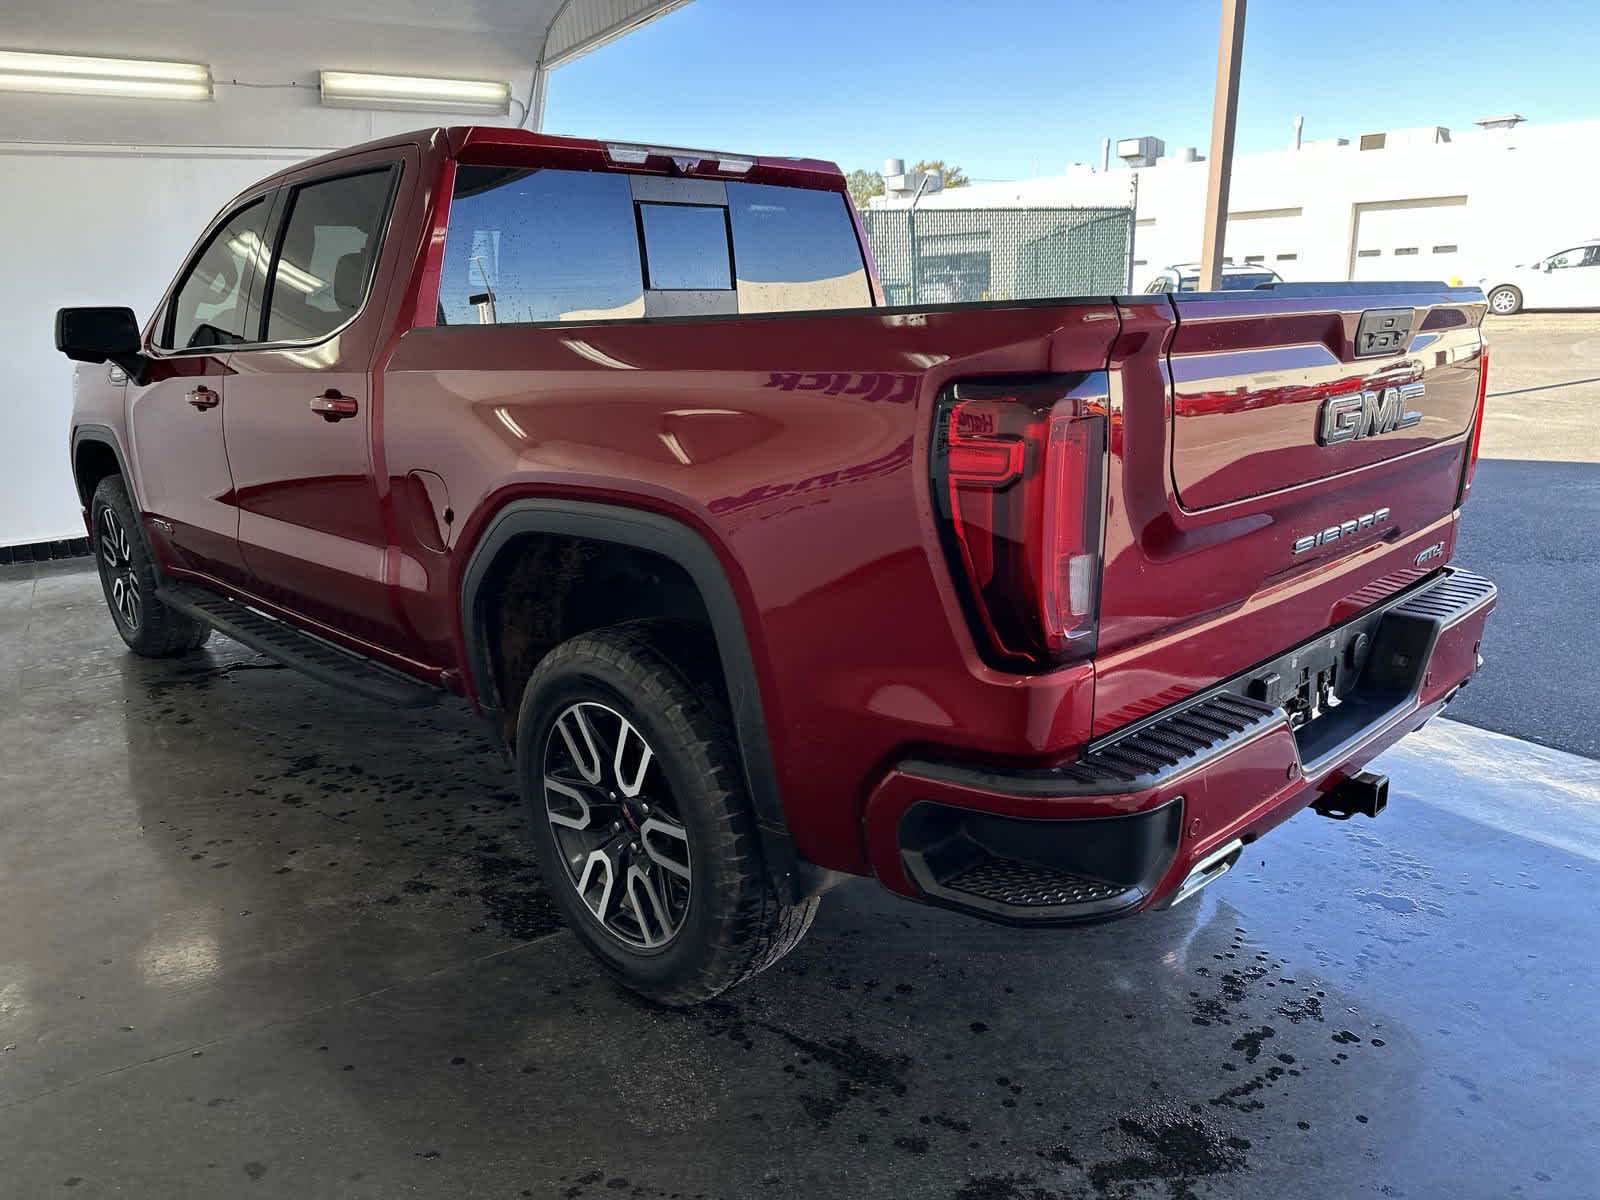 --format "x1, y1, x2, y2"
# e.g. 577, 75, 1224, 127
861, 205, 1136, 306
